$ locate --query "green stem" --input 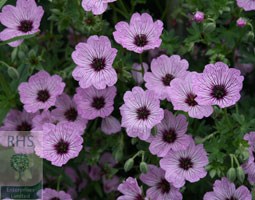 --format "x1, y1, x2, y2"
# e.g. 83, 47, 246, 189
224, 108, 231, 127
131, 150, 144, 160
230, 154, 234, 168
201, 131, 218, 143
139, 54, 144, 76
57, 175, 62, 191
